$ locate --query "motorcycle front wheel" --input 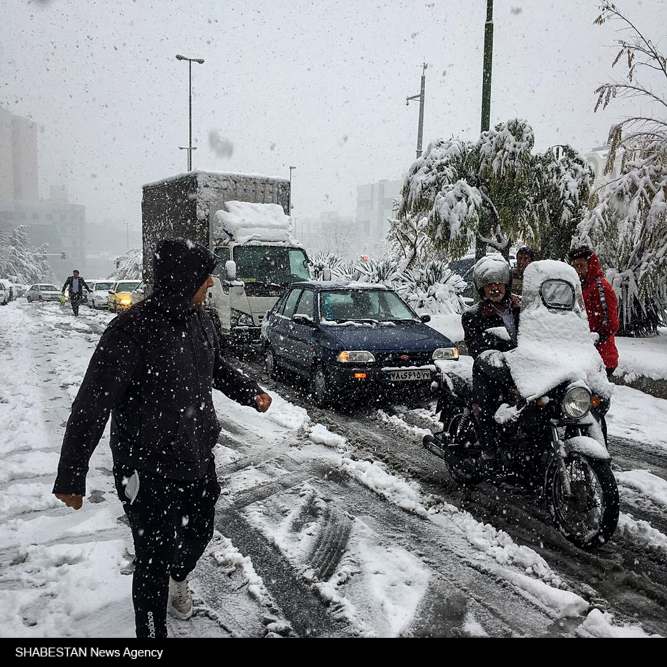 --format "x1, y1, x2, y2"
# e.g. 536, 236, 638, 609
546, 453, 619, 549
